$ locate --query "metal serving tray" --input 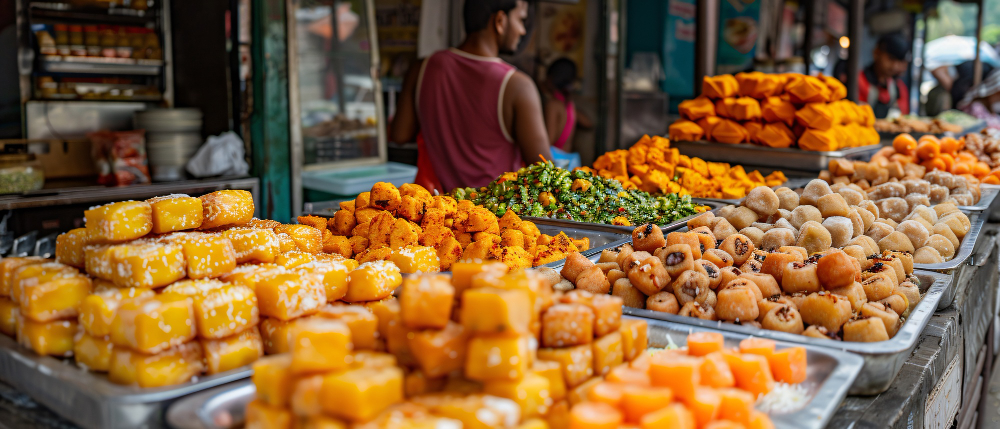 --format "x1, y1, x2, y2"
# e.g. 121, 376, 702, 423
165, 316, 862, 429
912, 212, 985, 272
671, 140, 883, 171
691, 178, 816, 206
0, 334, 252, 429
523, 200, 726, 236
957, 183, 1000, 213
